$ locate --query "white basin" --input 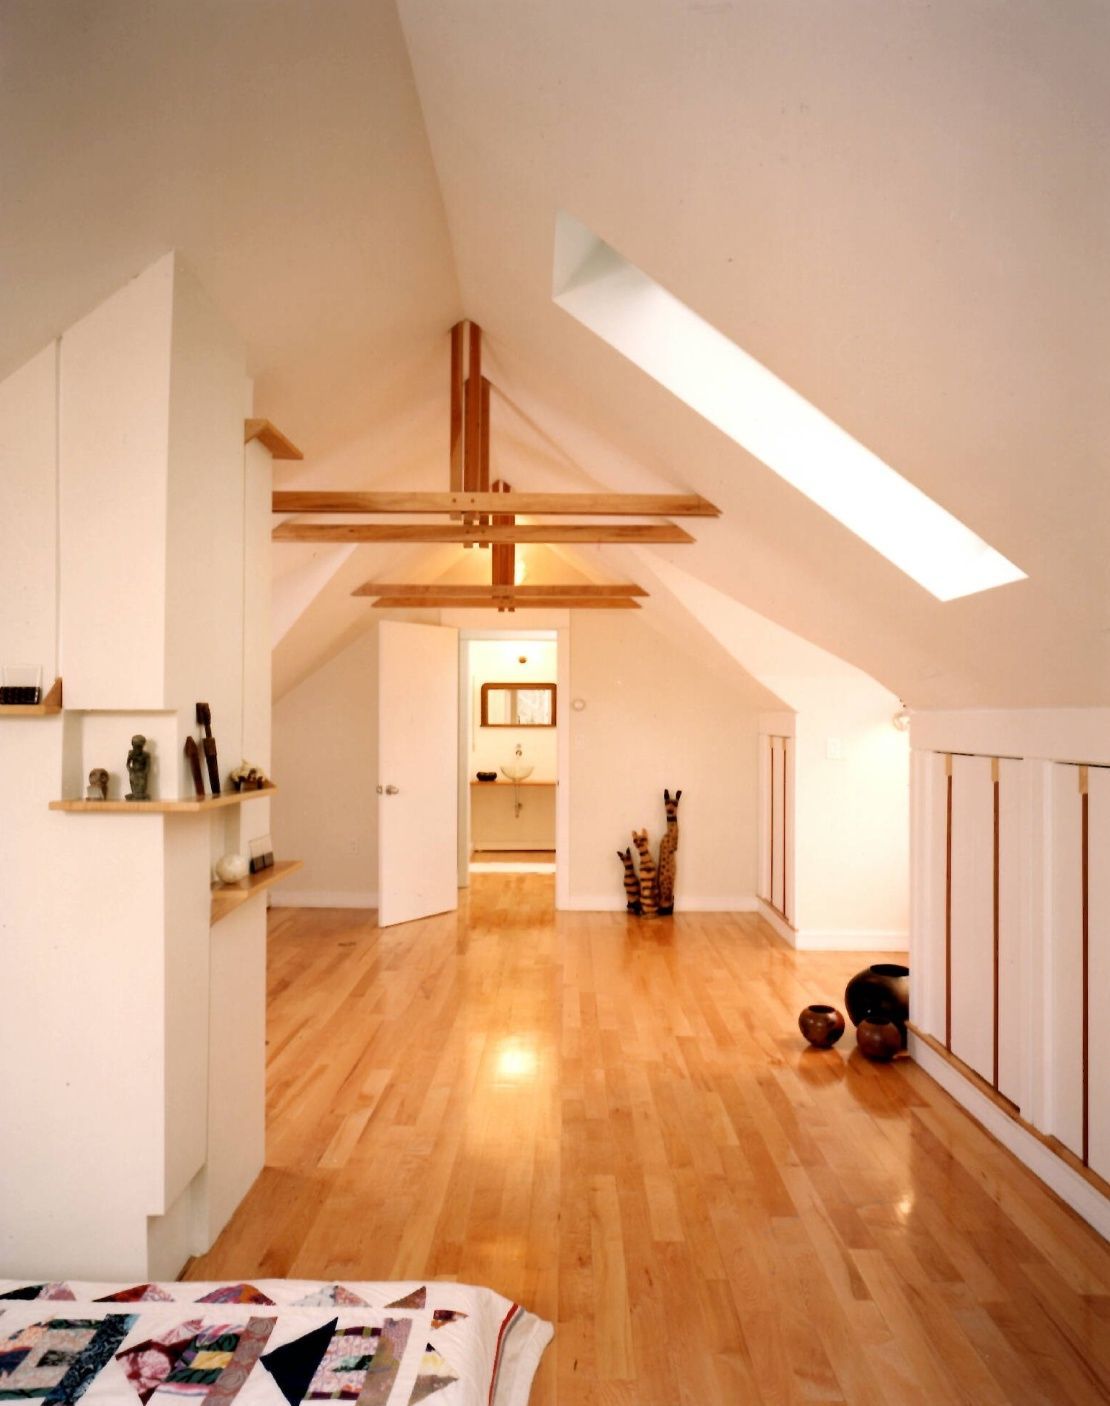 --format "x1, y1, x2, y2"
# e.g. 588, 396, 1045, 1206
501, 763, 534, 782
